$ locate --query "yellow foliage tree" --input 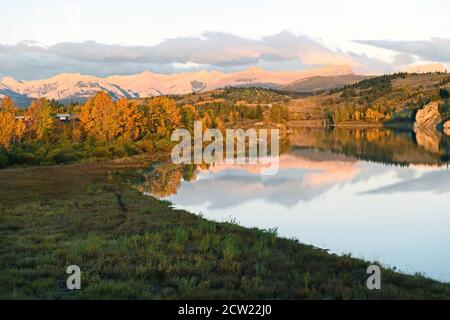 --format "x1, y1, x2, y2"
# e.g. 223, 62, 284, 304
0, 97, 17, 147
26, 98, 54, 140
214, 116, 226, 132
14, 118, 26, 142
364, 108, 385, 122
144, 97, 180, 137
201, 113, 213, 132
80, 92, 121, 143
115, 98, 143, 141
